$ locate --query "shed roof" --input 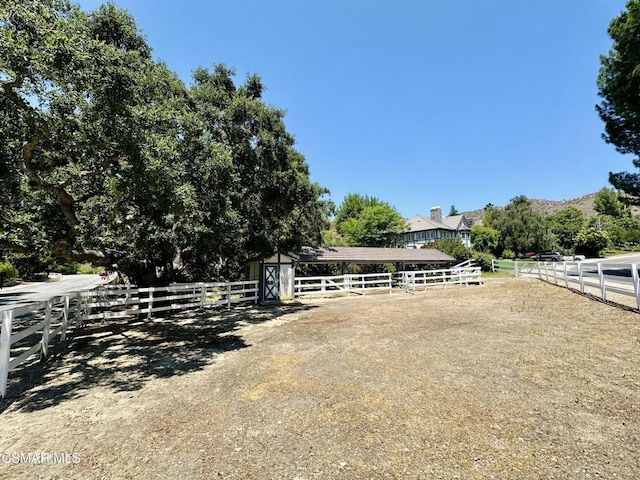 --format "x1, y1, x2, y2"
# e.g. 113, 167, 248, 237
297, 246, 455, 264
